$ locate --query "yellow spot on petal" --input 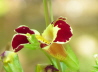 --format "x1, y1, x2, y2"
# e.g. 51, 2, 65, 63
35, 35, 51, 45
